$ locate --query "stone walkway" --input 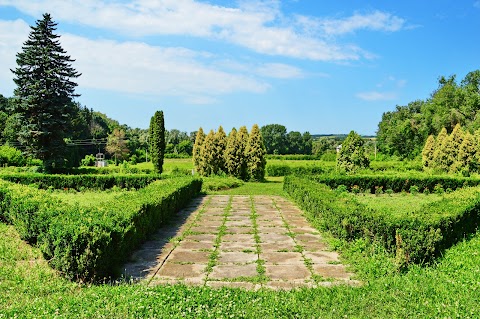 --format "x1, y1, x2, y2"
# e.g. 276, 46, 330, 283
123, 195, 356, 290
